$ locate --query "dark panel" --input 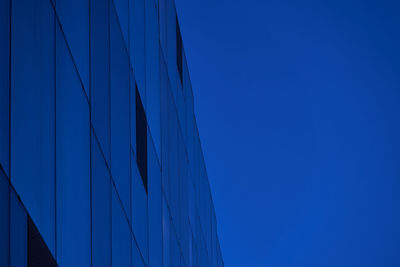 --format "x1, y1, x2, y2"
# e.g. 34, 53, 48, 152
0, 0, 10, 176
176, 16, 183, 85
136, 84, 148, 193
10, 189, 27, 267
0, 166, 9, 267
28, 217, 57, 267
